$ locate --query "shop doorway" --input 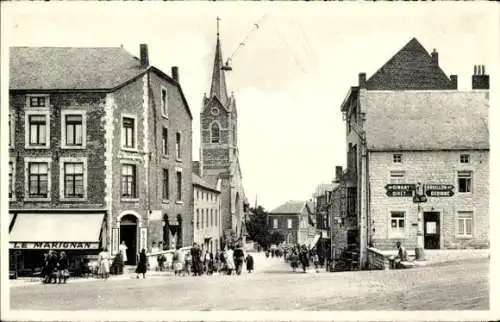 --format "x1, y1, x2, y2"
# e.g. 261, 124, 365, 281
424, 212, 440, 249
120, 215, 138, 265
